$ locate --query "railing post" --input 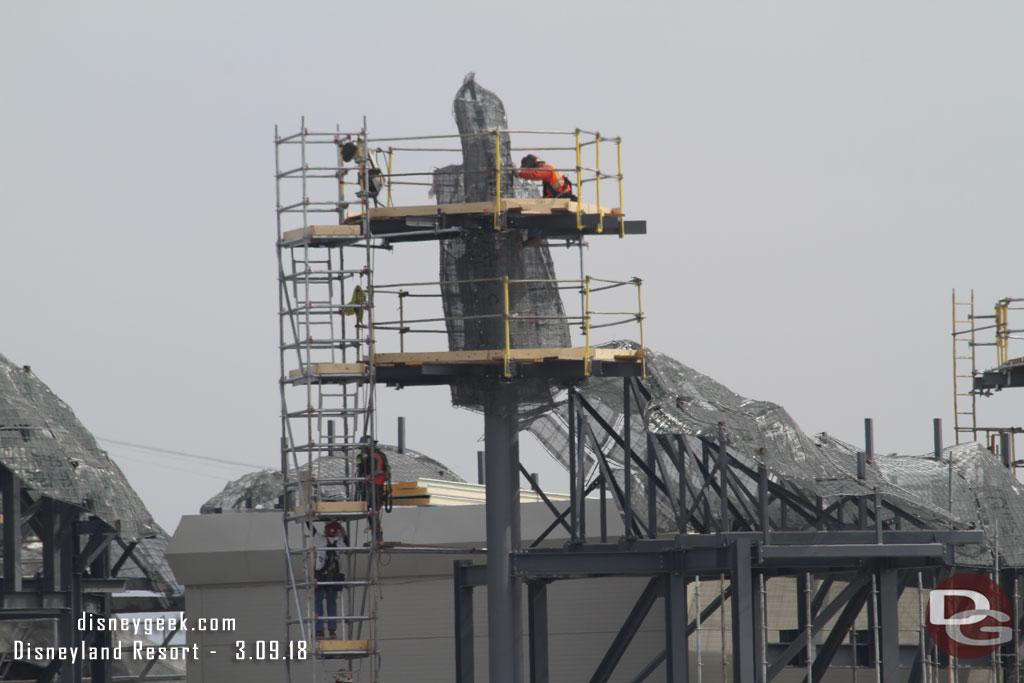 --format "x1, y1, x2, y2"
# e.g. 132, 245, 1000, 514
575, 129, 583, 231
616, 136, 624, 236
